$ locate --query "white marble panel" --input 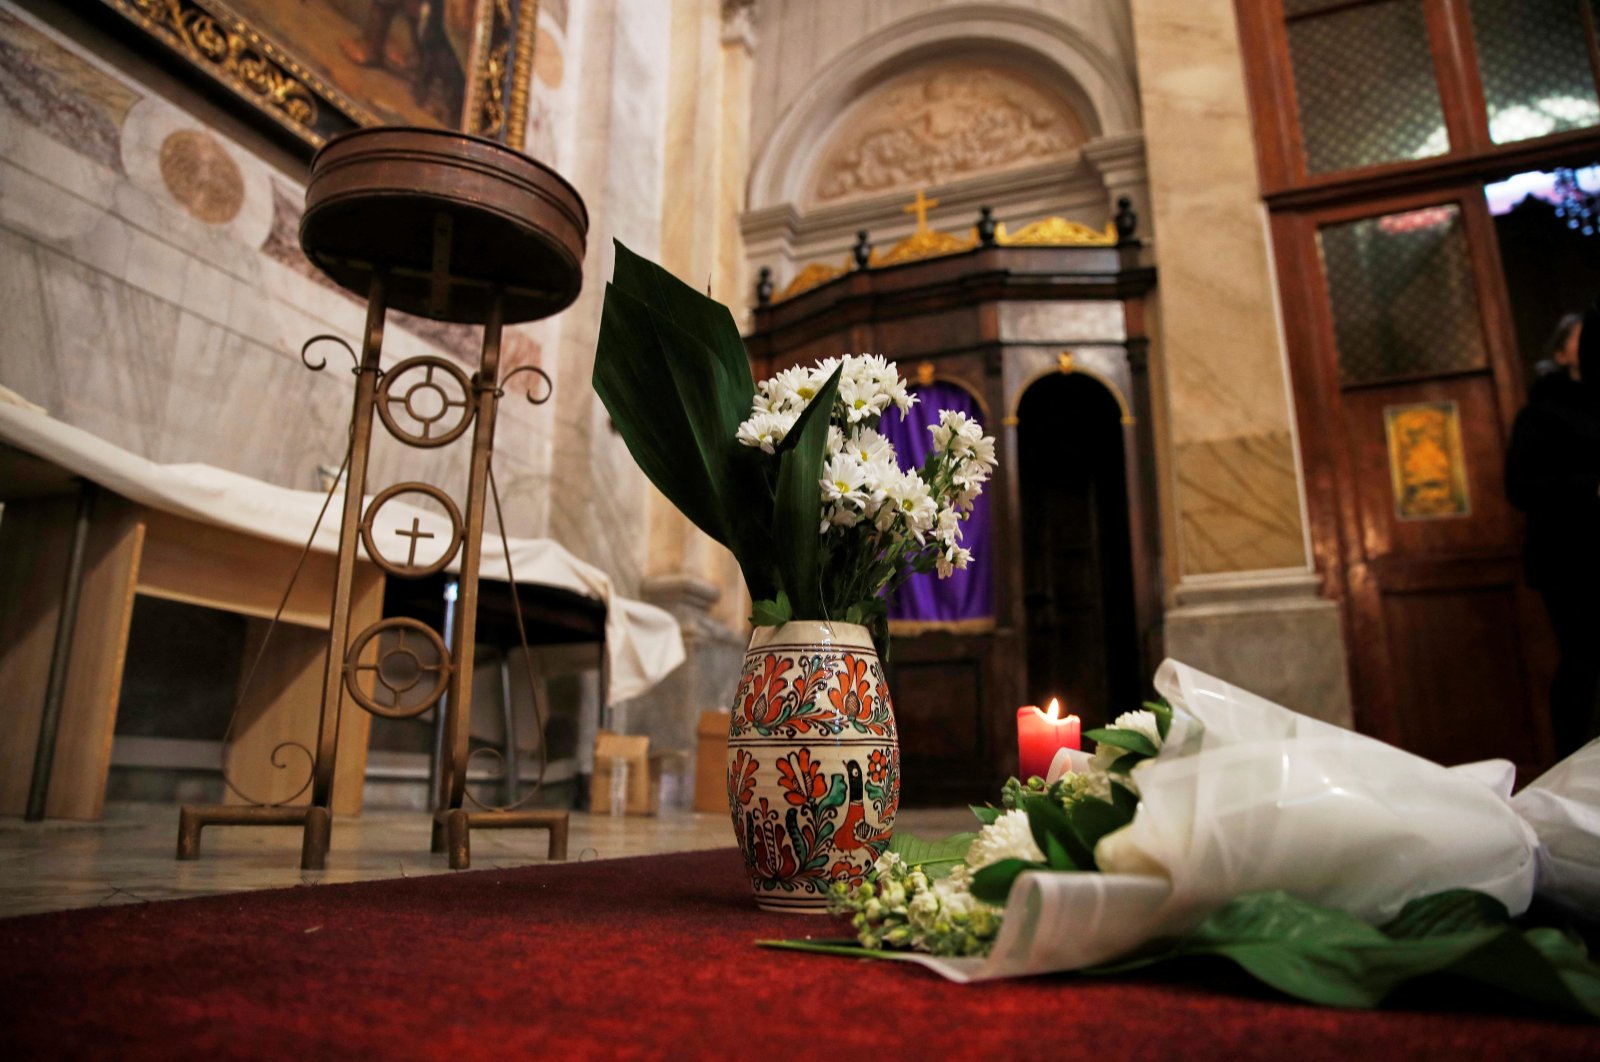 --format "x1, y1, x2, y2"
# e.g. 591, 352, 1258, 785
998, 299, 1125, 343
0, 227, 59, 412
32, 244, 183, 458
1163, 572, 1352, 728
